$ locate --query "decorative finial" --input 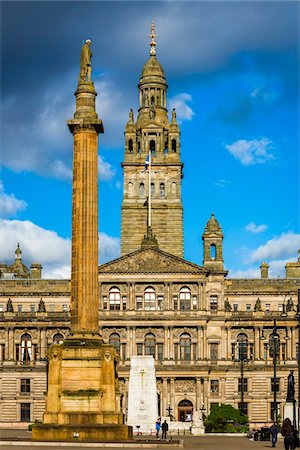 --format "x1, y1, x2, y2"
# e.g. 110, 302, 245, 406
15, 243, 22, 260
148, 20, 157, 56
